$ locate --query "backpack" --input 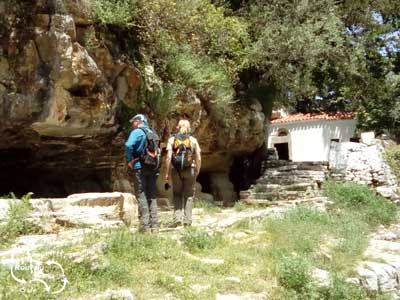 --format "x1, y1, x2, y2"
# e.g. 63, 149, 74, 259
138, 127, 161, 171
171, 134, 193, 171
